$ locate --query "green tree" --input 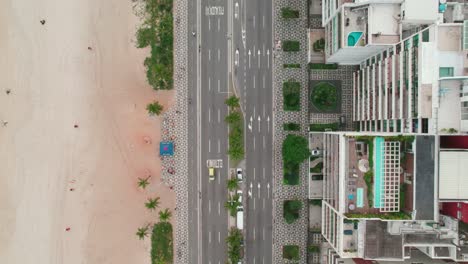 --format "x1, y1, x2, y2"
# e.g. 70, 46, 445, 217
225, 111, 242, 124
137, 176, 151, 189
145, 197, 160, 211
146, 101, 164, 116
227, 178, 239, 192
136, 225, 149, 240
225, 96, 240, 108
282, 134, 311, 163
283, 200, 302, 224
136, 26, 156, 48
159, 208, 172, 222
226, 227, 243, 263
224, 194, 241, 217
